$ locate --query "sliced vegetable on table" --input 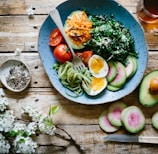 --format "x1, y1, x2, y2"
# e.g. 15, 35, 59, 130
107, 101, 127, 127
99, 102, 146, 134
121, 106, 145, 133
99, 109, 119, 133
139, 70, 158, 107
152, 111, 158, 130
